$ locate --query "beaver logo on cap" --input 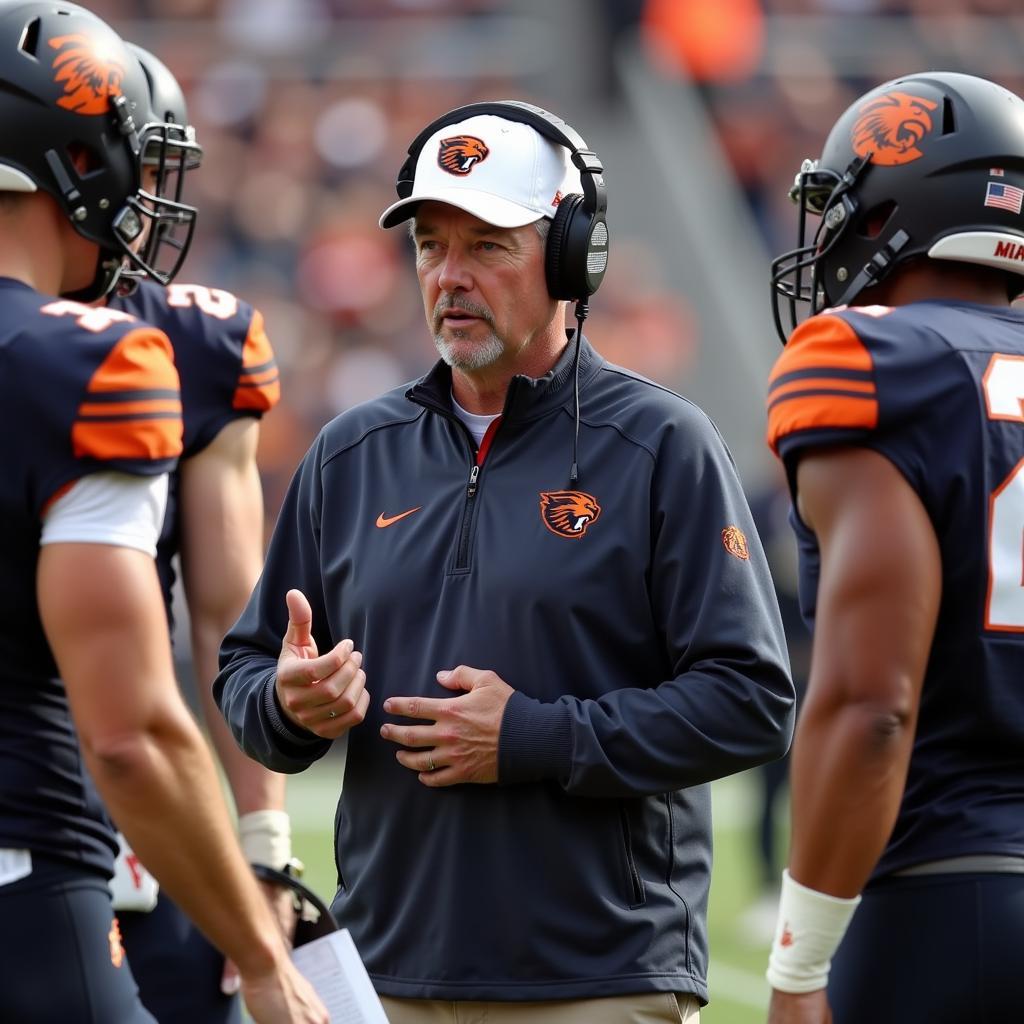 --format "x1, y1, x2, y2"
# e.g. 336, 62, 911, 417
438, 135, 489, 176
